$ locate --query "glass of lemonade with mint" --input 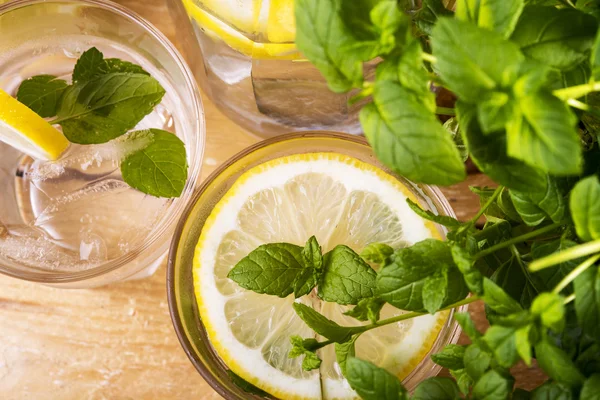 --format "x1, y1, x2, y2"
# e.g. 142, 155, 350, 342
0, 0, 204, 287
168, 133, 465, 400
